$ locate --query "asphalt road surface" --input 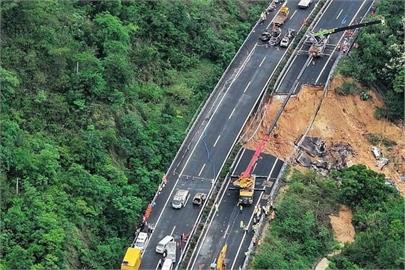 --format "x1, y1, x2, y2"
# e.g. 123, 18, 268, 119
276, 0, 374, 94
189, 149, 284, 270
139, 1, 316, 269
188, 0, 376, 268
